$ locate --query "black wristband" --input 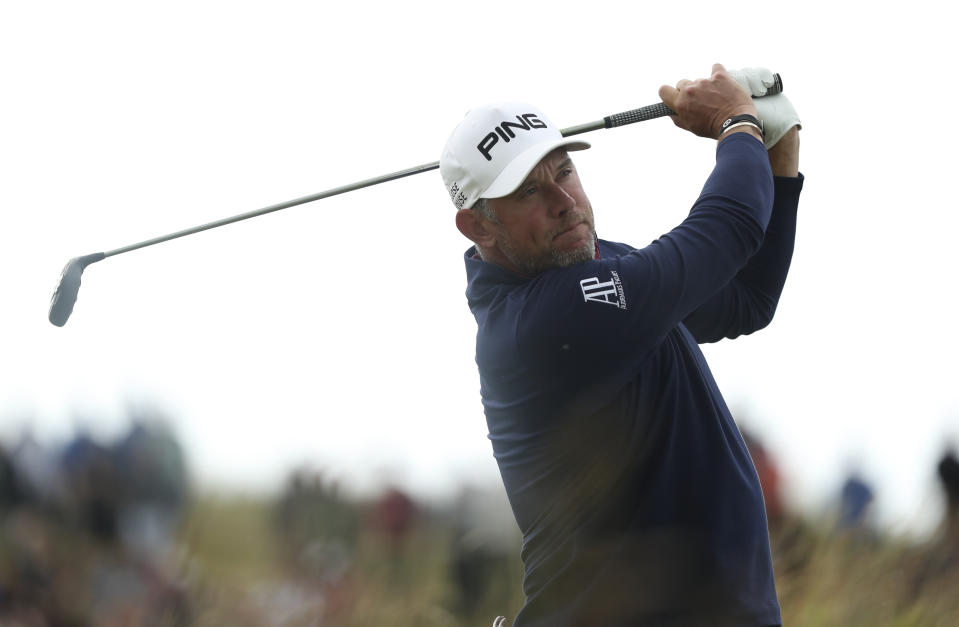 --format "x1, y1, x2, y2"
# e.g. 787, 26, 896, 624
720, 114, 764, 137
